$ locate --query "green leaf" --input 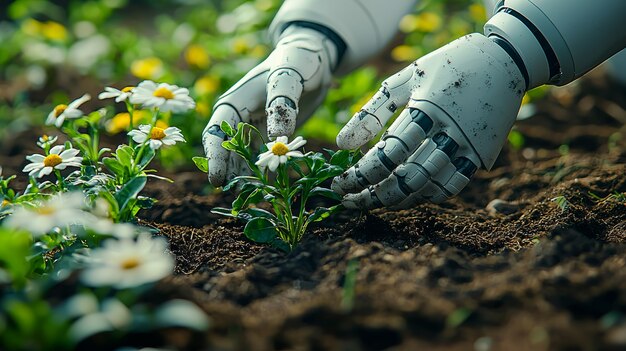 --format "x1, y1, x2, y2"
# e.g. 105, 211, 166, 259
102, 157, 125, 178
314, 165, 345, 182
240, 208, 276, 220
0, 228, 33, 288
221, 140, 237, 152
287, 184, 303, 200
98, 191, 120, 219
244, 217, 277, 243
232, 188, 263, 212
223, 176, 260, 192
272, 239, 291, 253
220, 120, 235, 137
308, 205, 342, 222
137, 147, 155, 170
508, 130, 525, 150
116, 145, 134, 166
115, 176, 147, 215
146, 174, 174, 183
310, 187, 342, 201
192, 156, 209, 173
98, 147, 111, 158
211, 207, 237, 218
330, 149, 350, 167
447, 308, 472, 328
135, 196, 157, 209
